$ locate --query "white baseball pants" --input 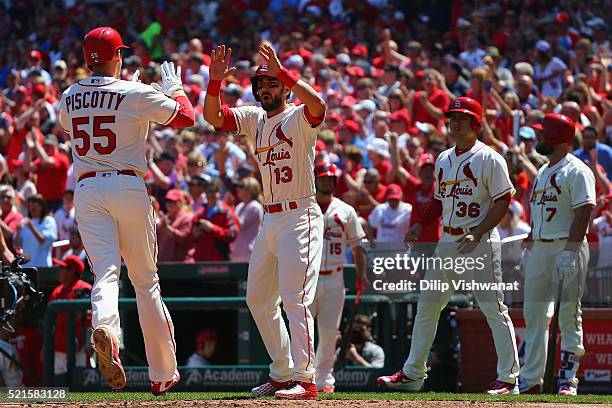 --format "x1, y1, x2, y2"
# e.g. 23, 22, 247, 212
246, 201, 323, 383
309, 270, 345, 388
74, 172, 178, 382
521, 239, 588, 387
403, 229, 520, 384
